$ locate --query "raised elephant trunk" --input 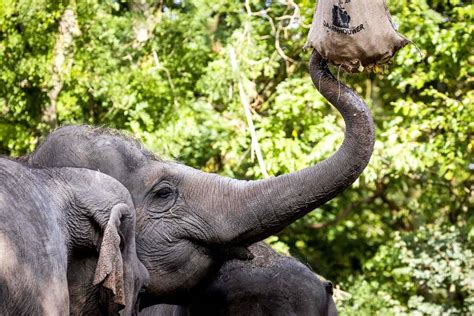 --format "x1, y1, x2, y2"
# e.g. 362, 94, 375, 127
25, 50, 375, 300
213, 50, 375, 244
